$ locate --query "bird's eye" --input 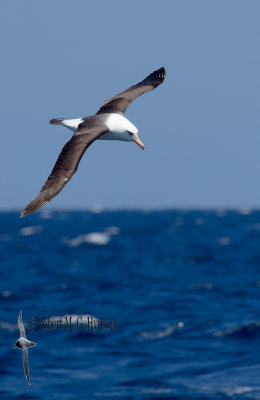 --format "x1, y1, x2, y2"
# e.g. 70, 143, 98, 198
127, 130, 133, 135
